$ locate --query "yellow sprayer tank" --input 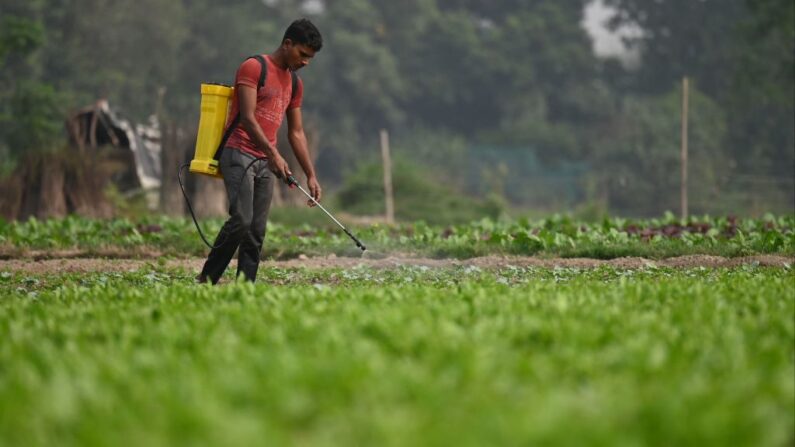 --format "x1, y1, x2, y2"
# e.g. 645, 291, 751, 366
190, 83, 234, 178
